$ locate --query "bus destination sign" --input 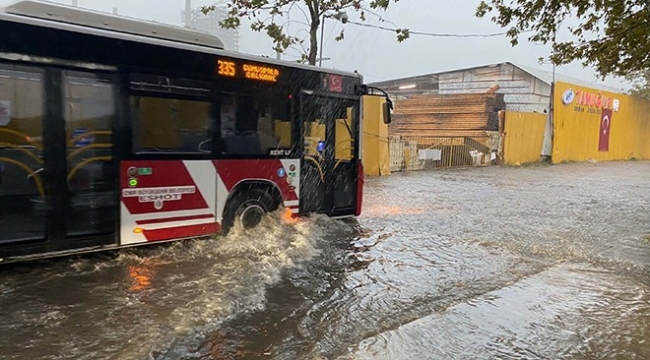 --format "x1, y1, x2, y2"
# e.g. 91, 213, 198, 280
217, 59, 280, 83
